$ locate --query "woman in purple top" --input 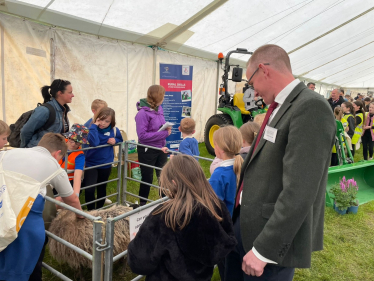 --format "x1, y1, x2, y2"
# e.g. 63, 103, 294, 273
135, 85, 171, 205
